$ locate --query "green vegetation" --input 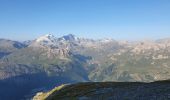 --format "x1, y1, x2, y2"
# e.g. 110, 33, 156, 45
33, 80, 170, 100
